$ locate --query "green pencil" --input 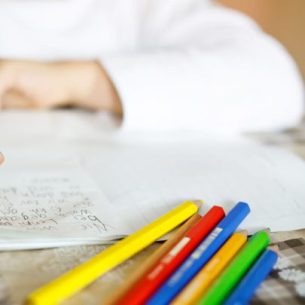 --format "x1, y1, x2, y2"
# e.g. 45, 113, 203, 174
198, 231, 270, 305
